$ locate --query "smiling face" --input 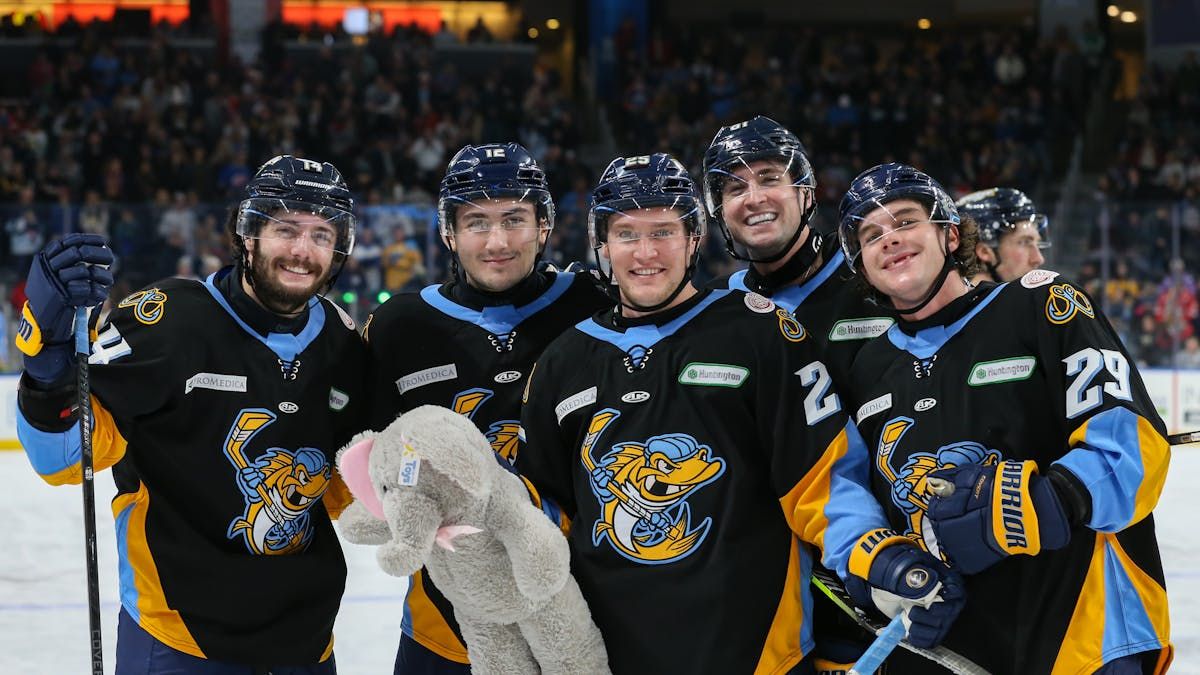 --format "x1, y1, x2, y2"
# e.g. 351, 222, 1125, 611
446, 197, 548, 293
857, 198, 964, 314
718, 159, 812, 261
243, 212, 337, 315
600, 206, 699, 317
